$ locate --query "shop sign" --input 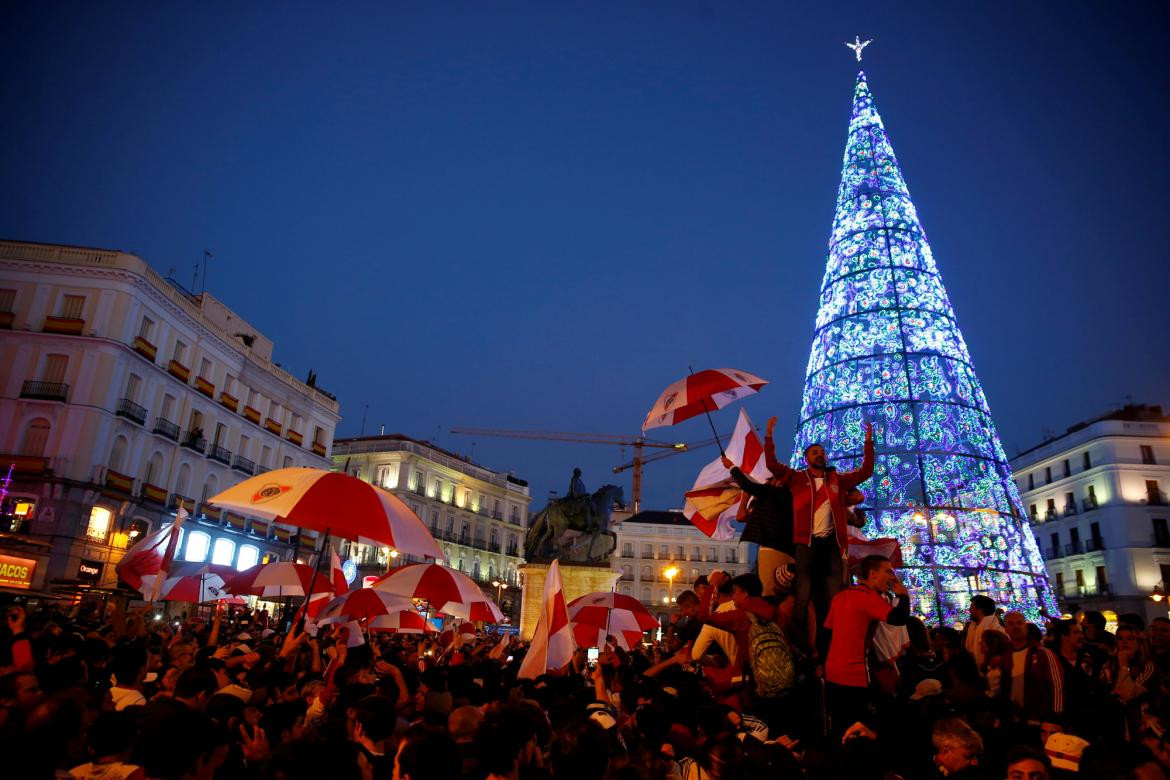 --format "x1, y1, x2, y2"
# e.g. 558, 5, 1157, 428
0, 554, 37, 589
